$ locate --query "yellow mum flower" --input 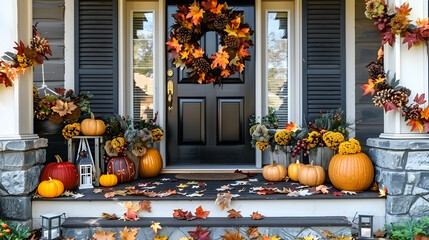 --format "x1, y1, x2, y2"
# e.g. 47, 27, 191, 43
256, 141, 269, 151
275, 129, 292, 146
151, 128, 164, 143
305, 131, 321, 149
322, 131, 345, 151
338, 138, 362, 155
62, 123, 81, 140
111, 137, 125, 151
